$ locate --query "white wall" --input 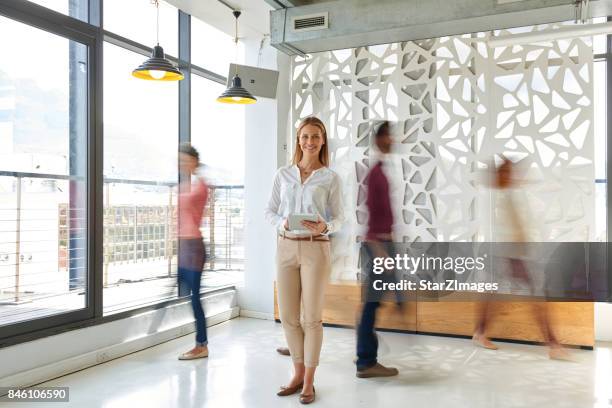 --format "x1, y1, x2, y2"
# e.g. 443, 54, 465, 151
238, 37, 290, 317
